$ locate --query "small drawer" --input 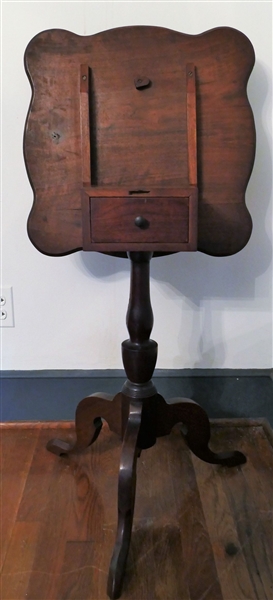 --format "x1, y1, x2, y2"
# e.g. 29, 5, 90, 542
91, 196, 190, 244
